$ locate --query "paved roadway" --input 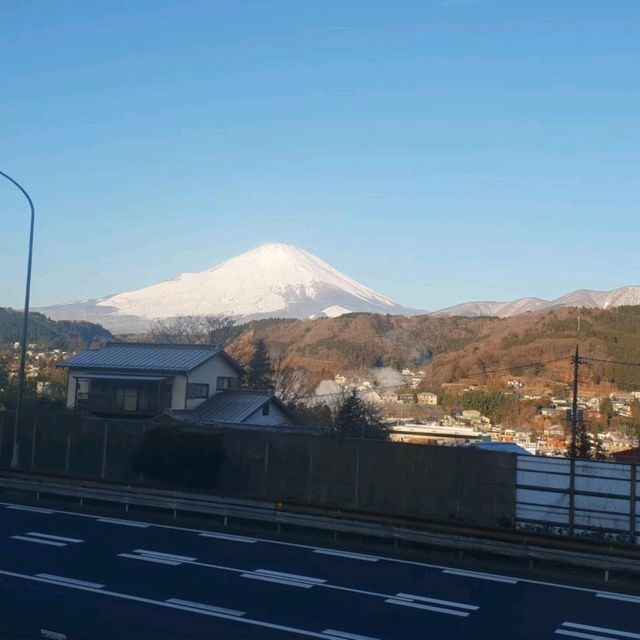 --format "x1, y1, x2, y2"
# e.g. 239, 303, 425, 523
0, 501, 638, 640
